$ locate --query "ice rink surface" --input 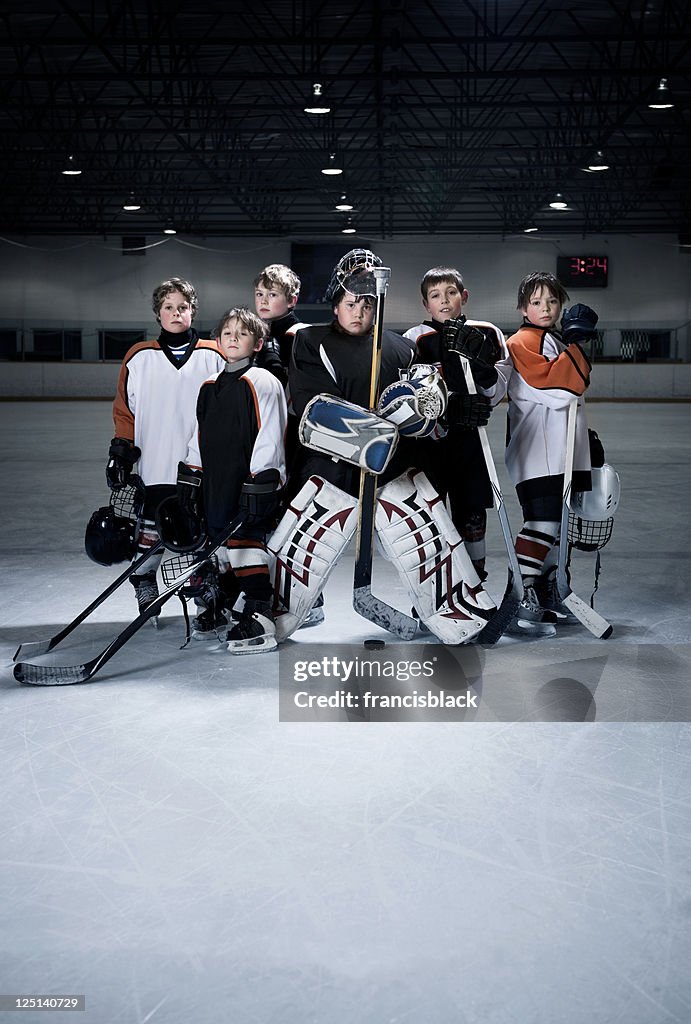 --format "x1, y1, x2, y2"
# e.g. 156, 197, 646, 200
1, 400, 690, 1023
